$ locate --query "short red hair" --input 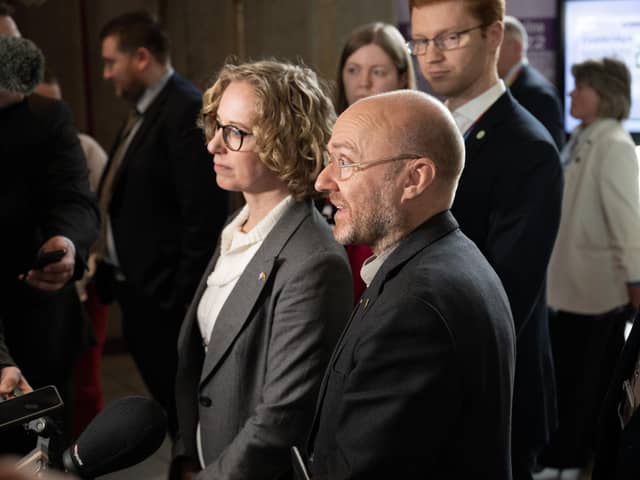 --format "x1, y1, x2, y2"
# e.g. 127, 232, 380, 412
409, 0, 505, 27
